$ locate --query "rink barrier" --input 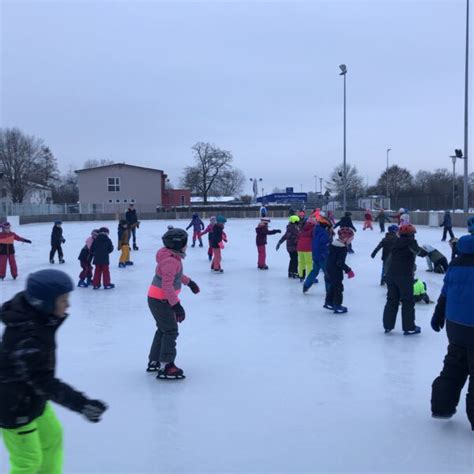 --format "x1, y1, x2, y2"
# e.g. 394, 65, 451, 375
17, 209, 473, 228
